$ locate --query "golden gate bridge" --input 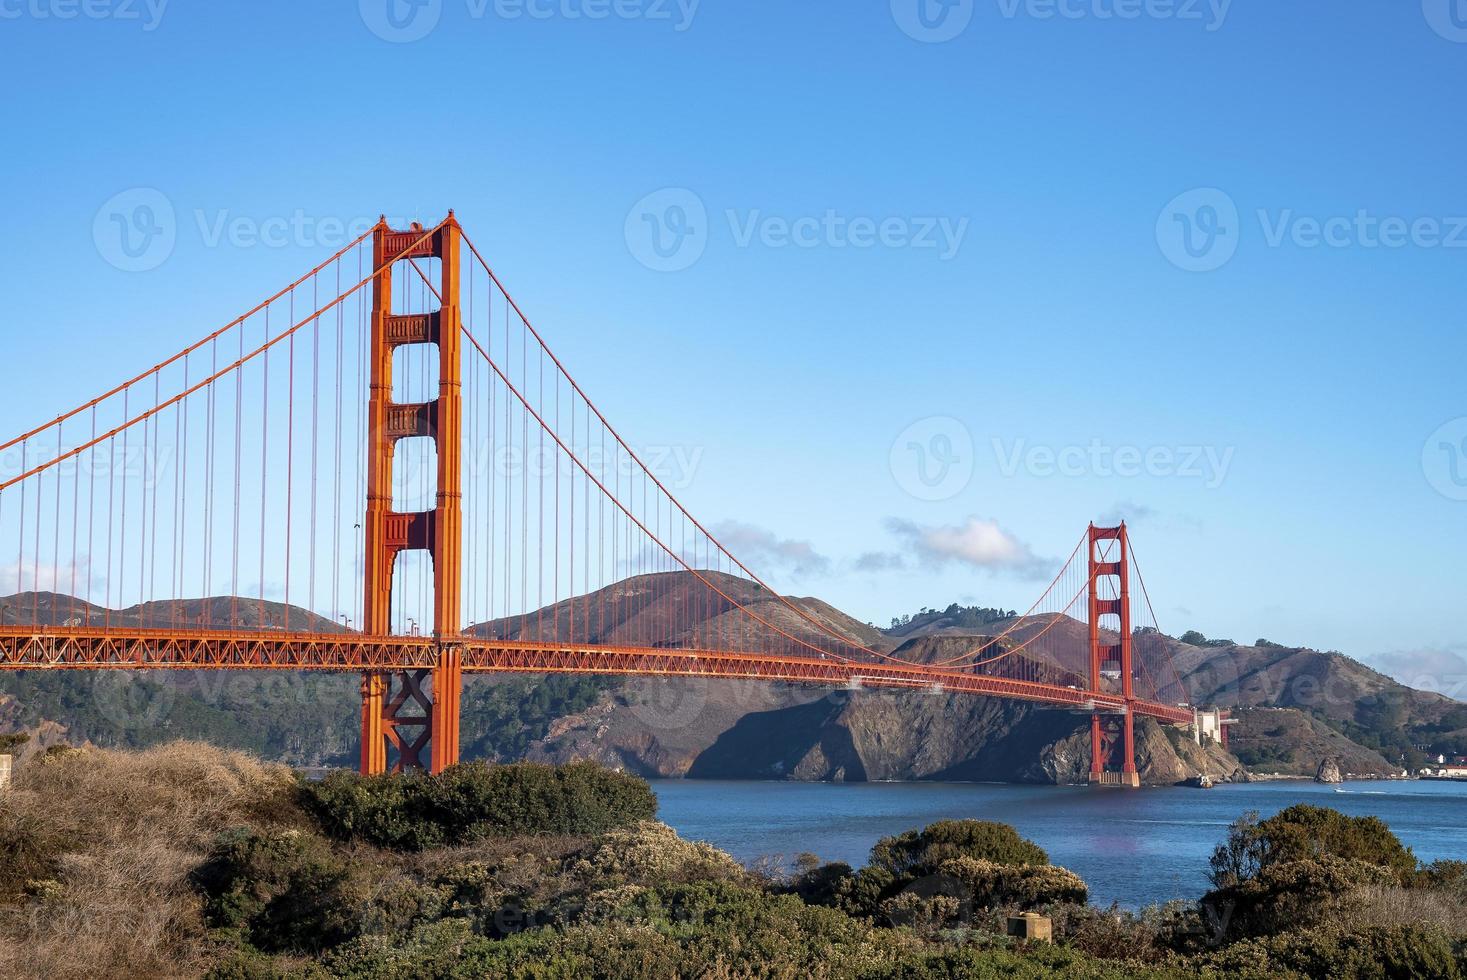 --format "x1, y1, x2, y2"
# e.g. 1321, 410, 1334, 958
0, 214, 1202, 786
